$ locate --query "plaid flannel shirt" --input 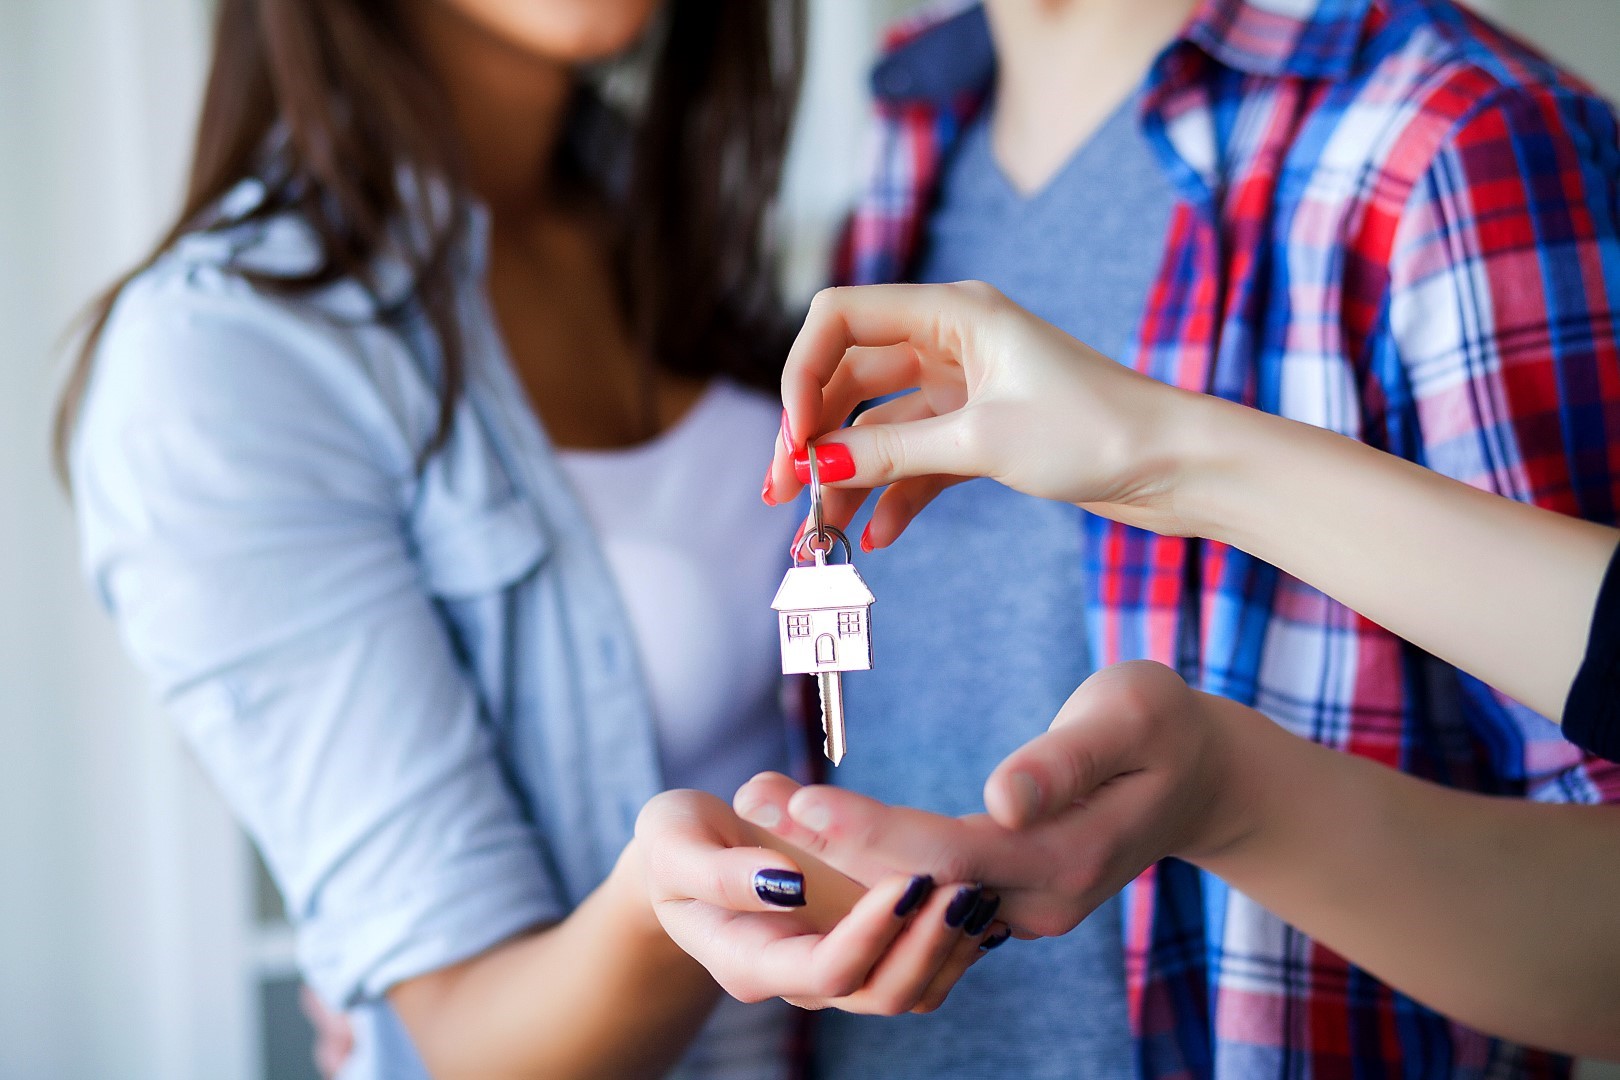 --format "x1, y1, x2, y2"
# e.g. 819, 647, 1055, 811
838, 0, 1620, 1075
